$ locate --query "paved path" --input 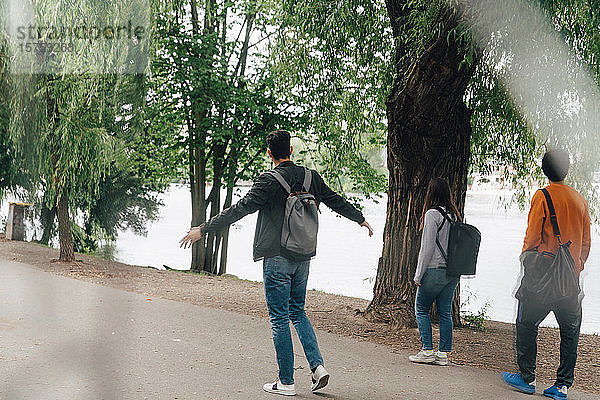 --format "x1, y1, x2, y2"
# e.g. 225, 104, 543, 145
0, 258, 597, 400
